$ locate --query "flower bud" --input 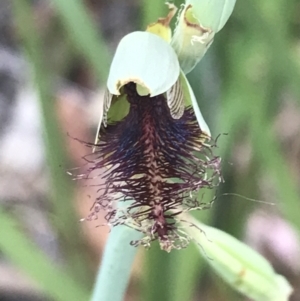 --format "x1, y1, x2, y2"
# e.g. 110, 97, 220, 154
171, 0, 236, 73
186, 0, 236, 33
183, 215, 293, 301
